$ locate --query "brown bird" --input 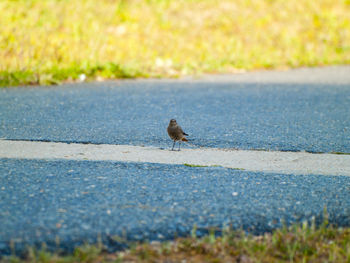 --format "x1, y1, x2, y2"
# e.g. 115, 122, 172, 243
167, 119, 188, 151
